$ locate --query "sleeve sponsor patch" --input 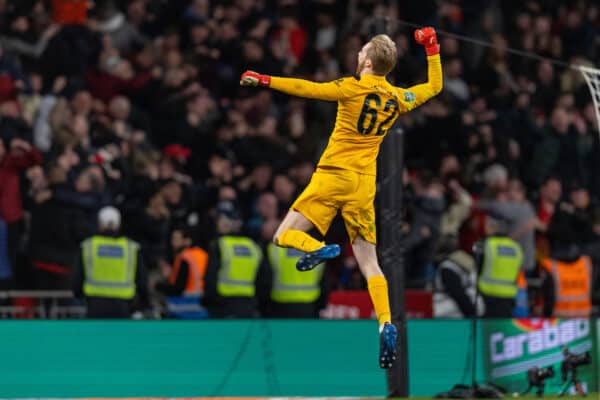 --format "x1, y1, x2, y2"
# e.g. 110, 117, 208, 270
403, 91, 415, 102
